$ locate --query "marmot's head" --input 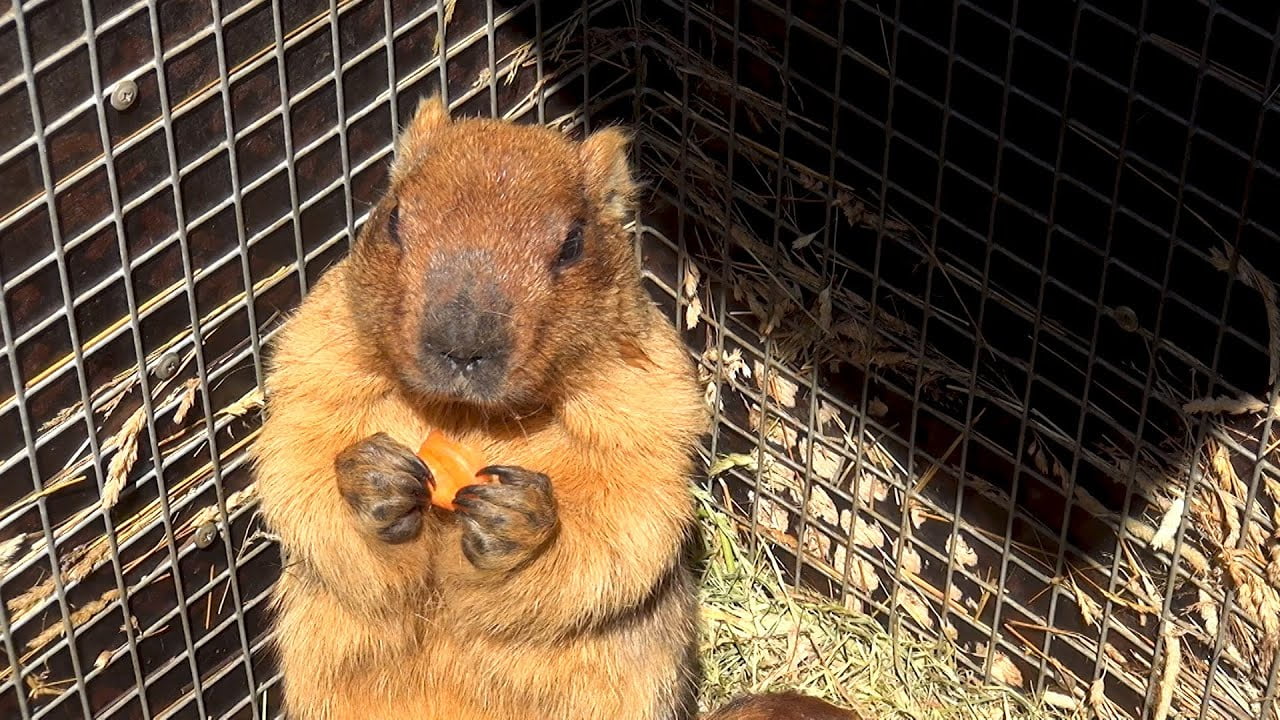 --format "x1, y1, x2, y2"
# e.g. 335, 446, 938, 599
346, 96, 644, 412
